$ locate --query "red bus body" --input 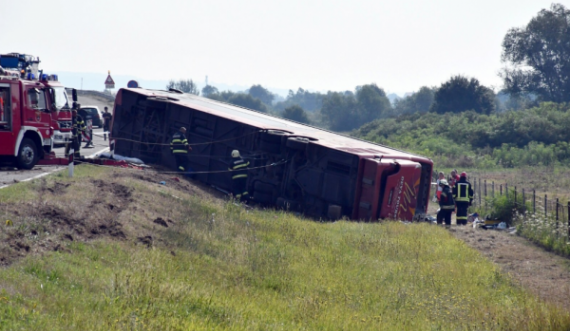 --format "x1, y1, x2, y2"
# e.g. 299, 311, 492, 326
111, 88, 433, 221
